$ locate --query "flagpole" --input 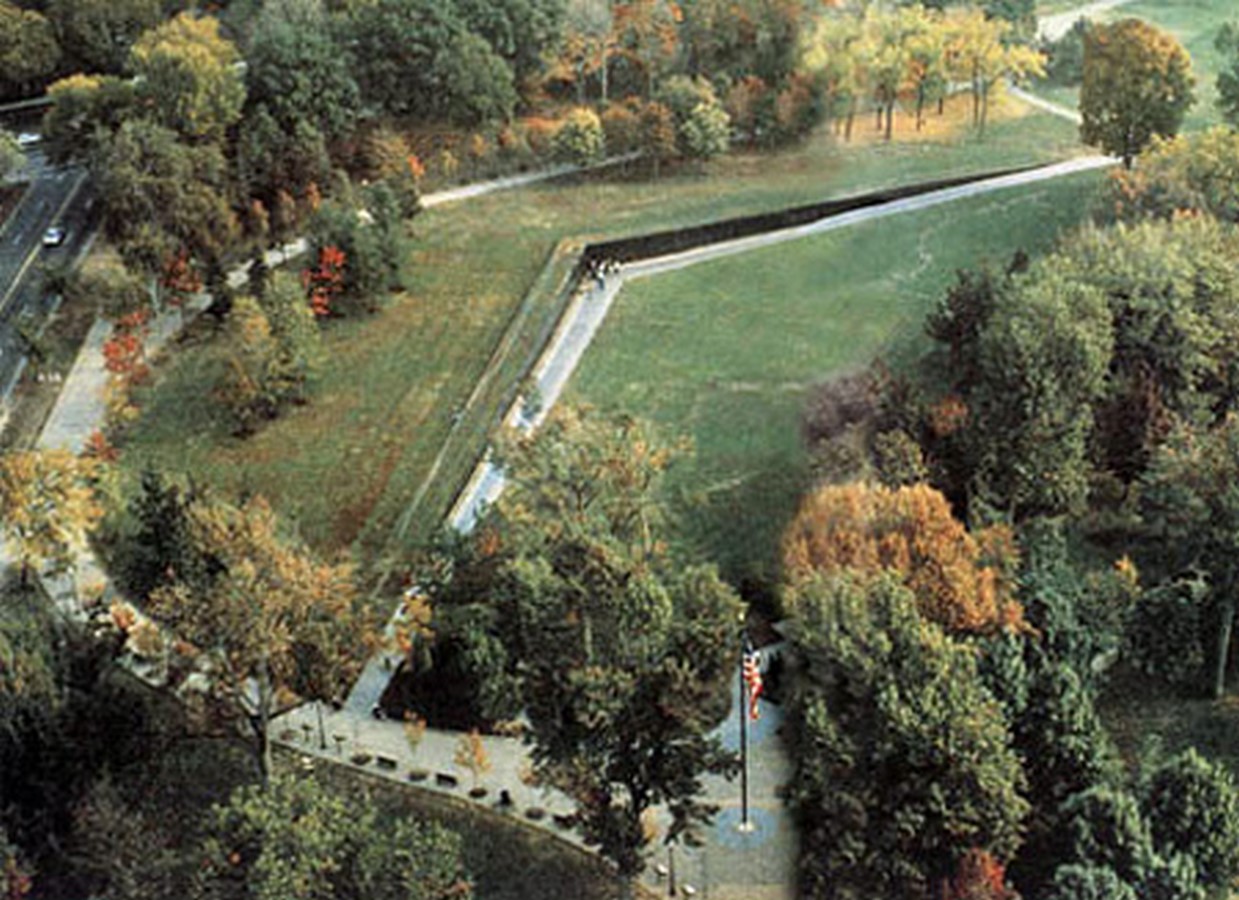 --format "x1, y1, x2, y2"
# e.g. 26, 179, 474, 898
738, 632, 754, 833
